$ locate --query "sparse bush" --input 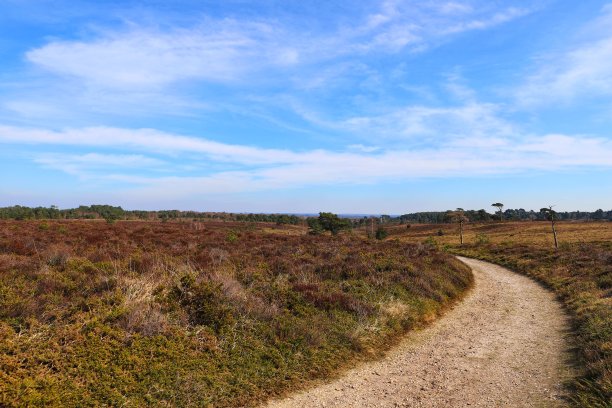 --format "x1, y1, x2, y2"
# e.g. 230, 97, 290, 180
226, 230, 239, 243
314, 212, 350, 235
375, 226, 388, 240
424, 236, 438, 248
475, 233, 490, 245
169, 276, 235, 332
307, 217, 324, 235
209, 247, 230, 267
